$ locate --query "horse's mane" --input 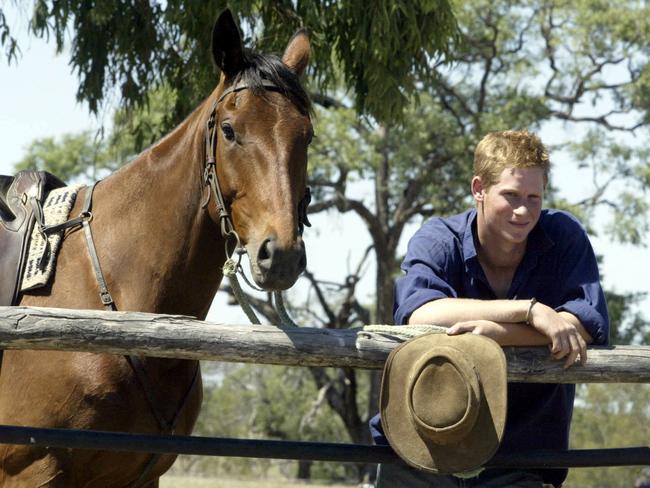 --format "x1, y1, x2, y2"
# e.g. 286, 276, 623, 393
235, 50, 312, 116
